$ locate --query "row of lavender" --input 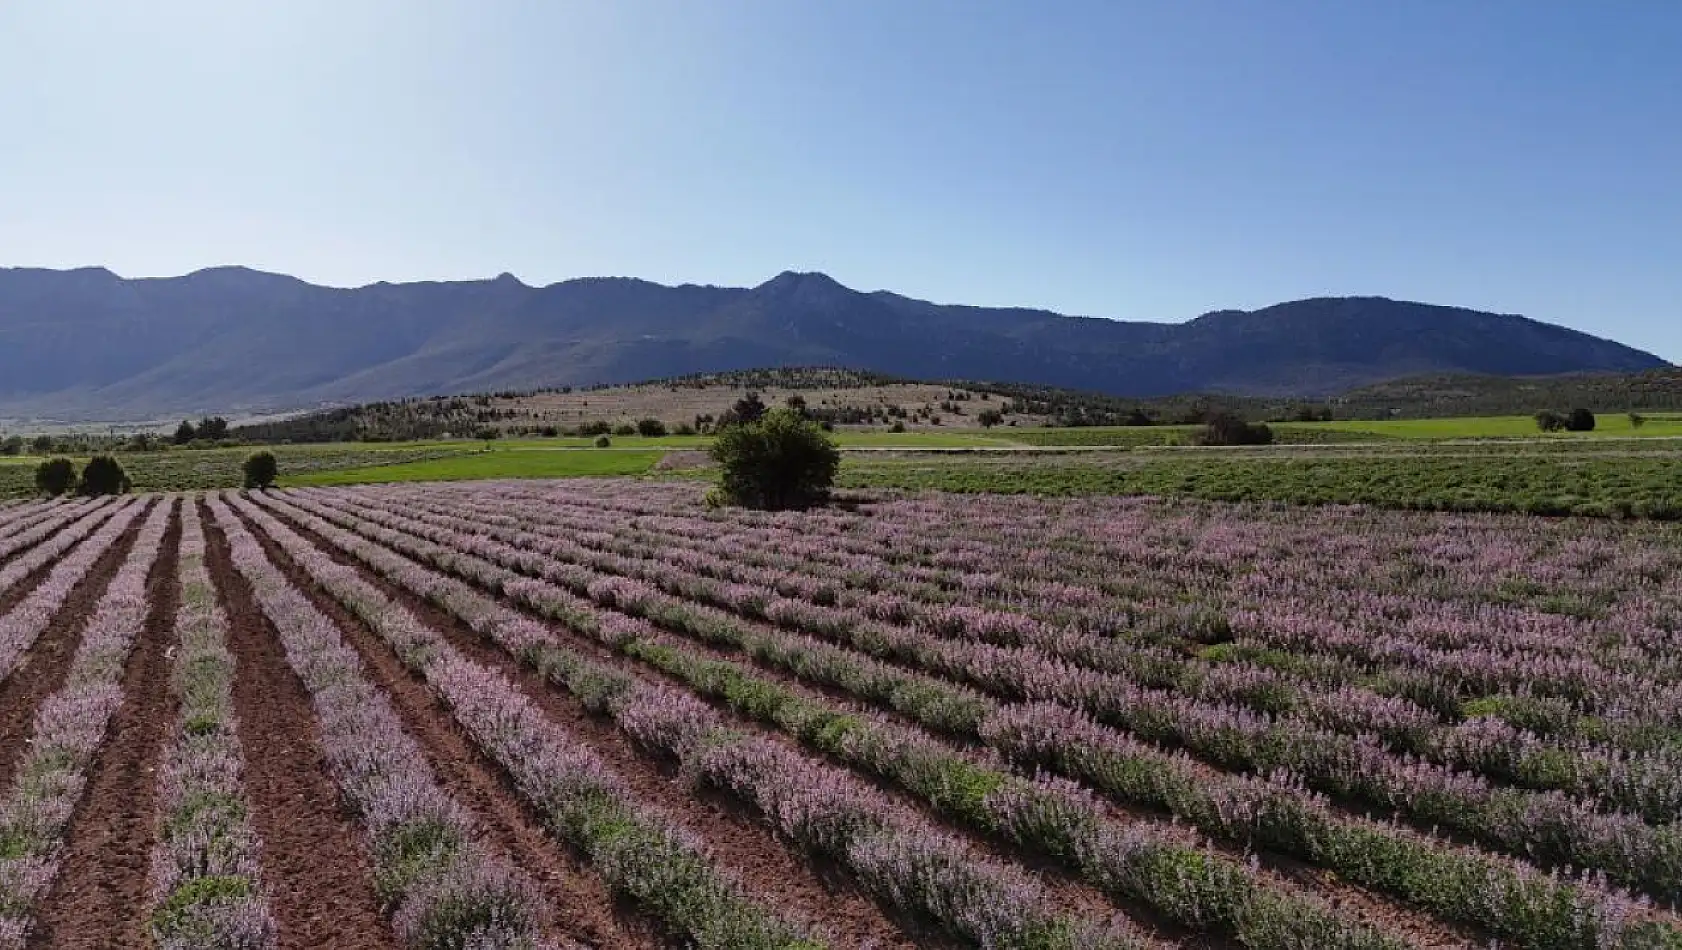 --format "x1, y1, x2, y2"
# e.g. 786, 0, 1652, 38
205, 497, 820, 948
0, 498, 166, 945
263, 486, 1678, 949
243, 497, 1365, 948
226, 492, 1159, 949
316, 483, 1682, 907
539, 480, 1682, 666
146, 501, 275, 945
547, 480, 1682, 714
455, 482, 1682, 741
383, 482, 1682, 814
